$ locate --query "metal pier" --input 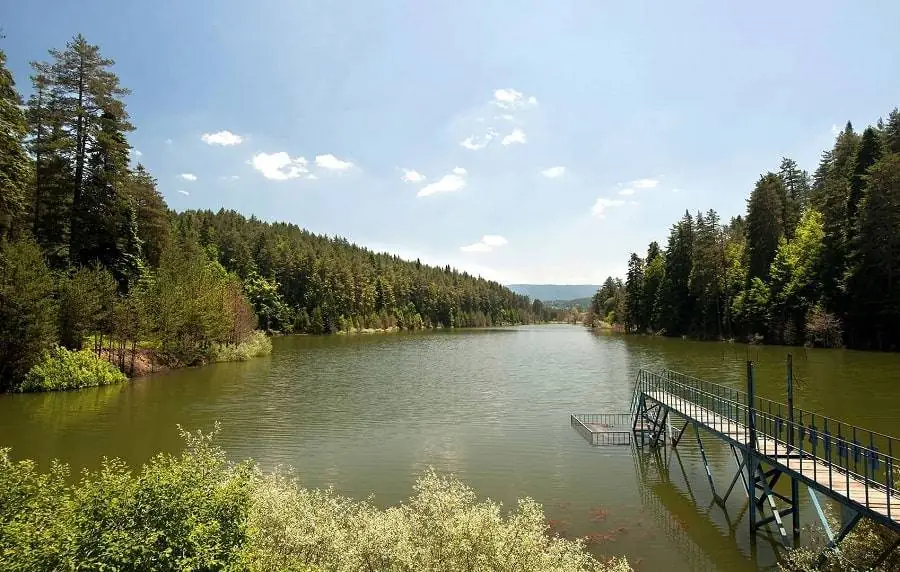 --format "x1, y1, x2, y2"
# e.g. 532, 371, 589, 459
572, 358, 900, 567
